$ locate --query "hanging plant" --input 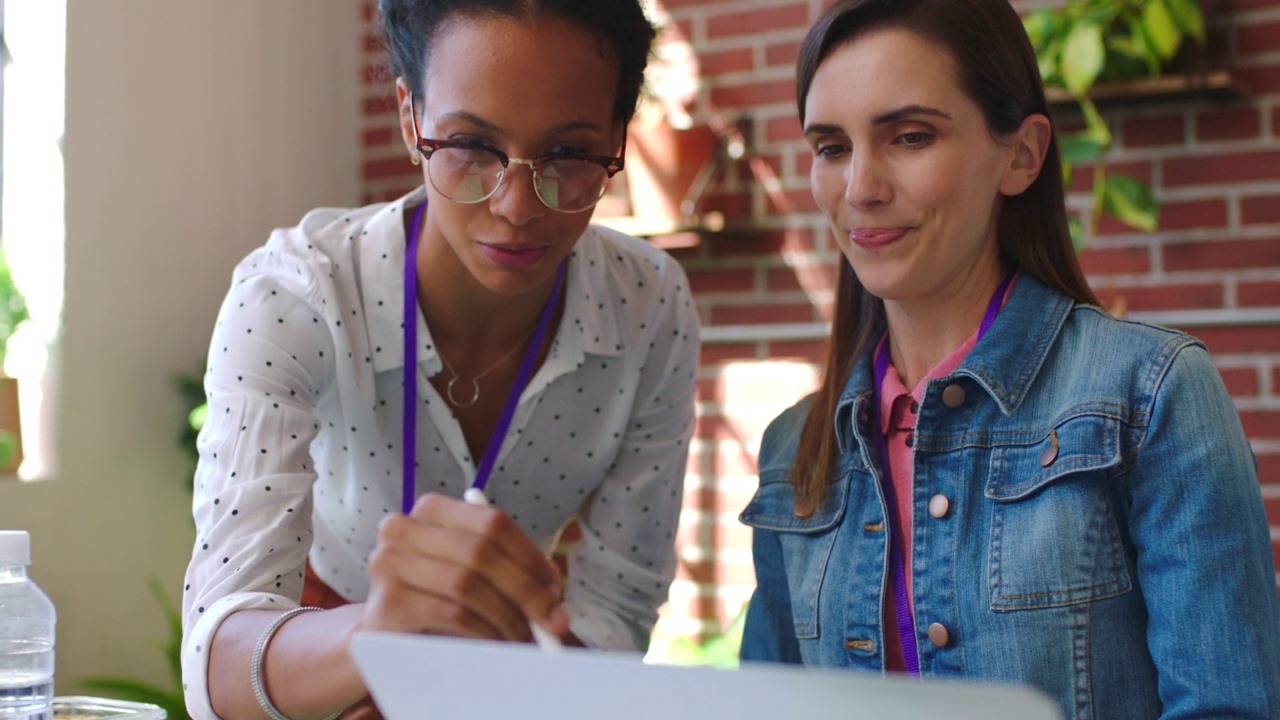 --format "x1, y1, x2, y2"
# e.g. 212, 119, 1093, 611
1024, 0, 1206, 250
